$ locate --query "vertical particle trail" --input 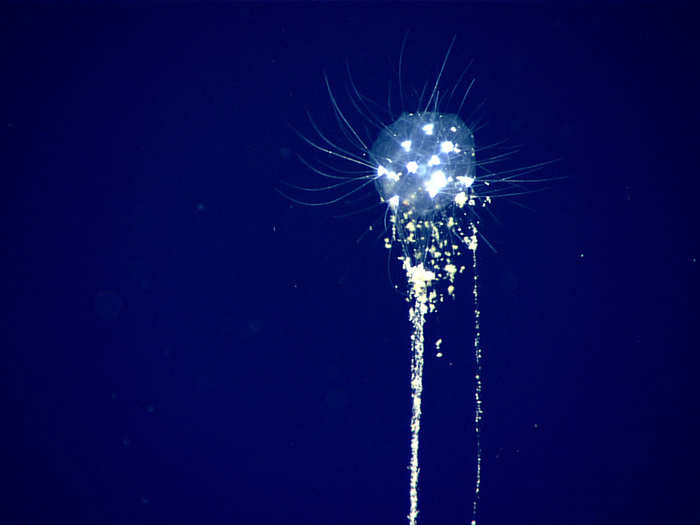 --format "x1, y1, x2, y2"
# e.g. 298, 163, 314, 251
402, 223, 483, 525
404, 261, 433, 525
469, 223, 483, 525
